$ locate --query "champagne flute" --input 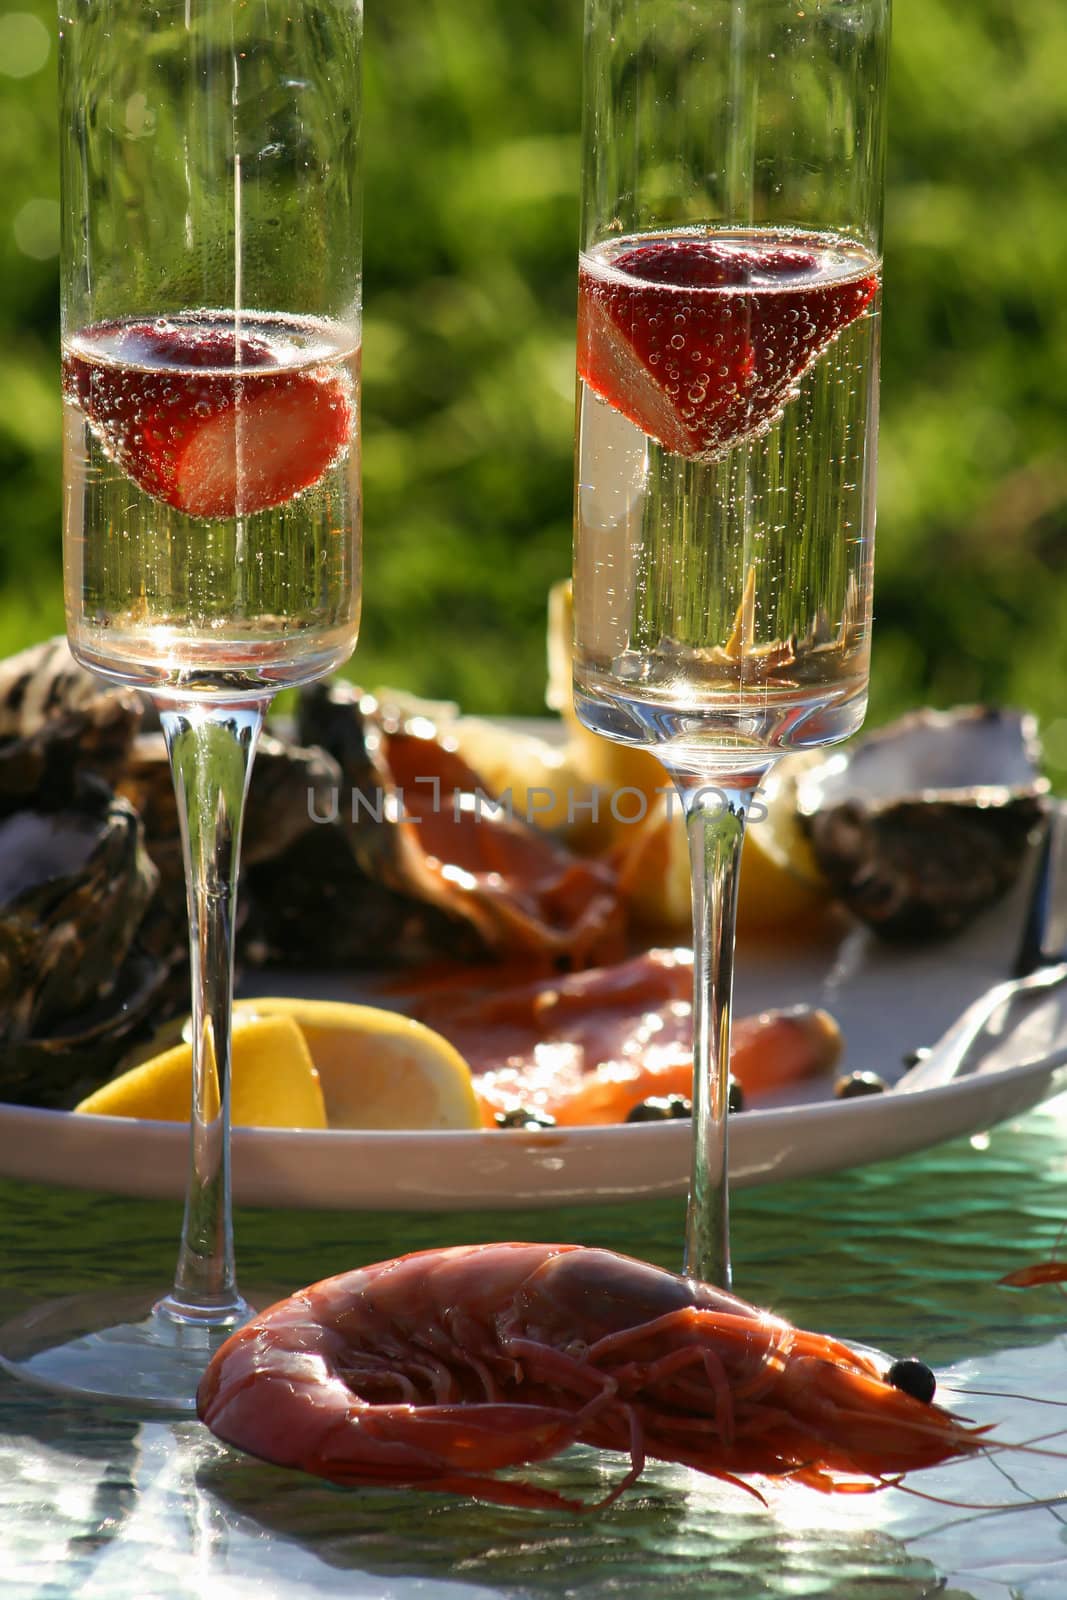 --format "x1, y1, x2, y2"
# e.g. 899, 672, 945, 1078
0, 0, 362, 1408
573, 0, 890, 1287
